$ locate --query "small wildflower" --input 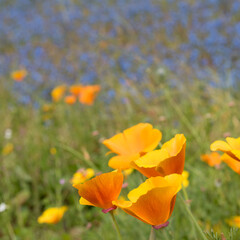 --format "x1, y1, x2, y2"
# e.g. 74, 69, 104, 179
0, 203, 8, 212
59, 178, 66, 185
78, 85, 101, 105
228, 101, 235, 107
11, 69, 27, 82
201, 152, 222, 167
2, 143, 14, 156
182, 170, 189, 188
223, 132, 231, 138
156, 67, 166, 76
123, 168, 134, 178
70, 168, 95, 185
4, 128, 12, 139
92, 130, 99, 136
64, 95, 76, 105
51, 85, 66, 102
50, 147, 57, 155
38, 206, 68, 224
42, 104, 54, 112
